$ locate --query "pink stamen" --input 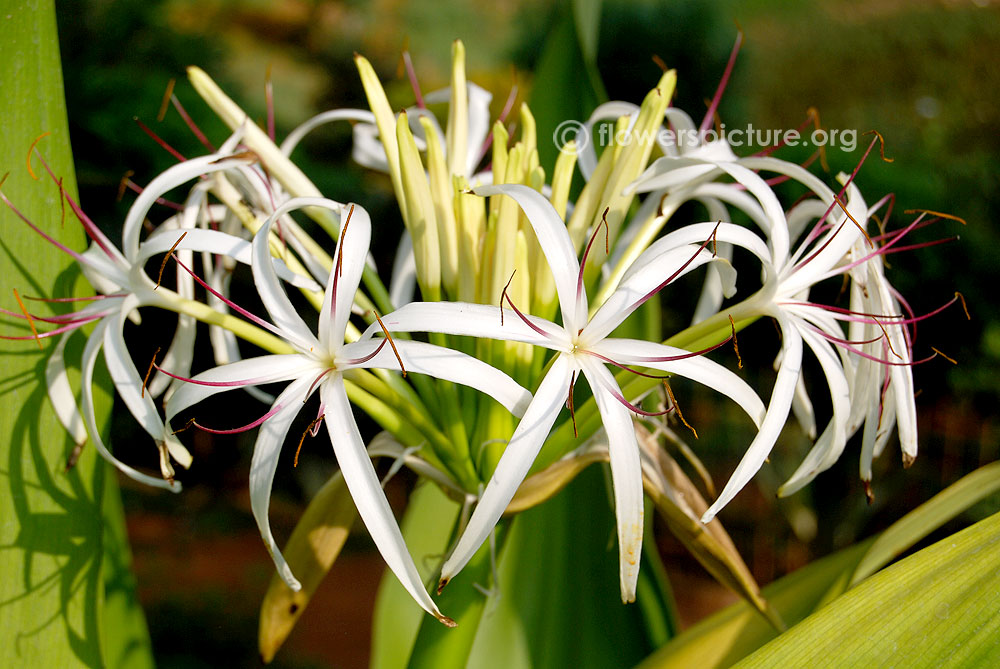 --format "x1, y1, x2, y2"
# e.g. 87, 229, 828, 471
402, 52, 426, 109
699, 29, 743, 135
186, 404, 284, 435
153, 364, 279, 388
477, 76, 519, 164
171, 95, 216, 152
134, 117, 186, 162
341, 338, 389, 366
25, 293, 124, 303
499, 273, 555, 339
172, 254, 286, 339
34, 152, 120, 260
625, 224, 720, 315
0, 191, 87, 264
0, 307, 112, 325
602, 381, 674, 417
578, 209, 609, 301
122, 178, 184, 211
